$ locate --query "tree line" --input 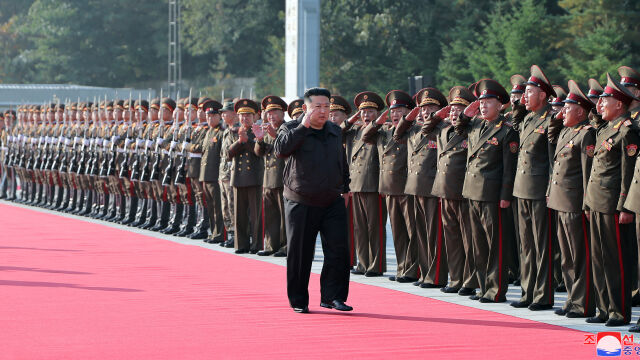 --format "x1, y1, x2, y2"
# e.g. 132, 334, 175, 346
0, 0, 638, 101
